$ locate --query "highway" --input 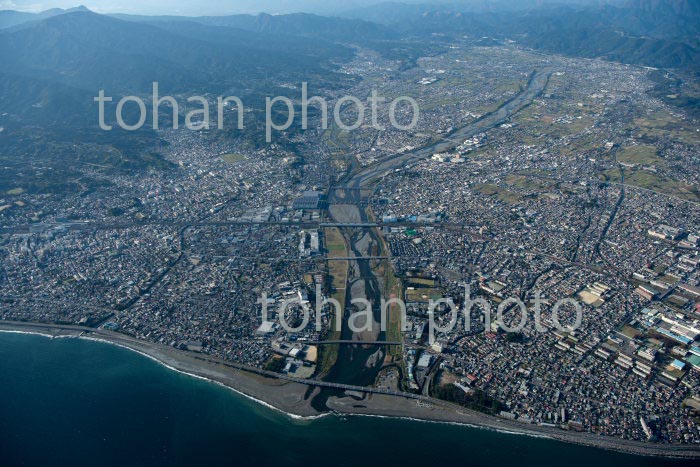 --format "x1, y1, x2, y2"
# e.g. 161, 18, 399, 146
0, 219, 484, 234
329, 68, 551, 205
318, 67, 552, 390
303, 340, 401, 346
